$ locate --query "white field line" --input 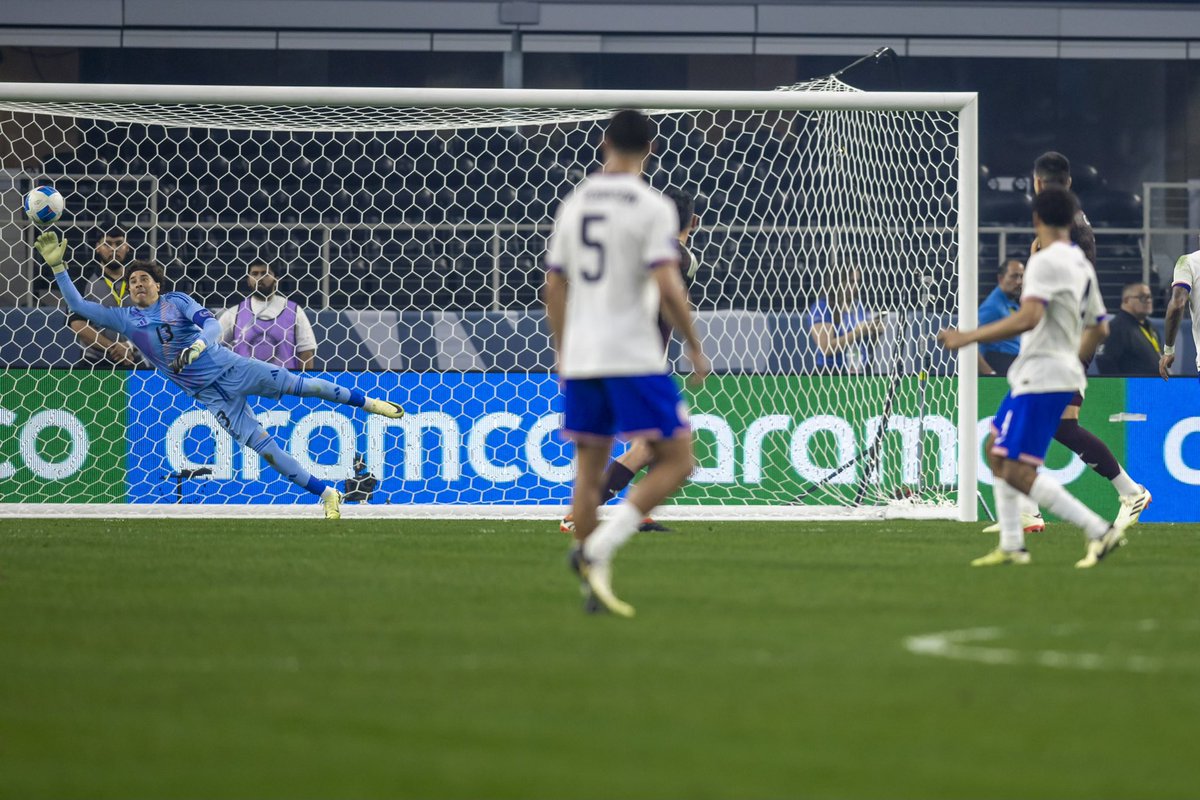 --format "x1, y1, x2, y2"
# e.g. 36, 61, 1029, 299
902, 624, 1190, 674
